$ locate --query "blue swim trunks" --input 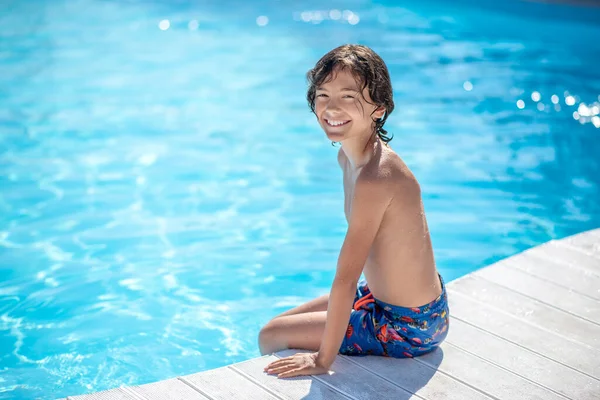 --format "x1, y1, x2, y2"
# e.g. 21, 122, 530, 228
339, 274, 449, 358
